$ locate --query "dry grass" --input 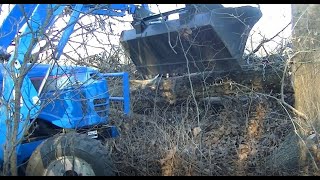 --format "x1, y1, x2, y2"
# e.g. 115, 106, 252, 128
107, 94, 294, 176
